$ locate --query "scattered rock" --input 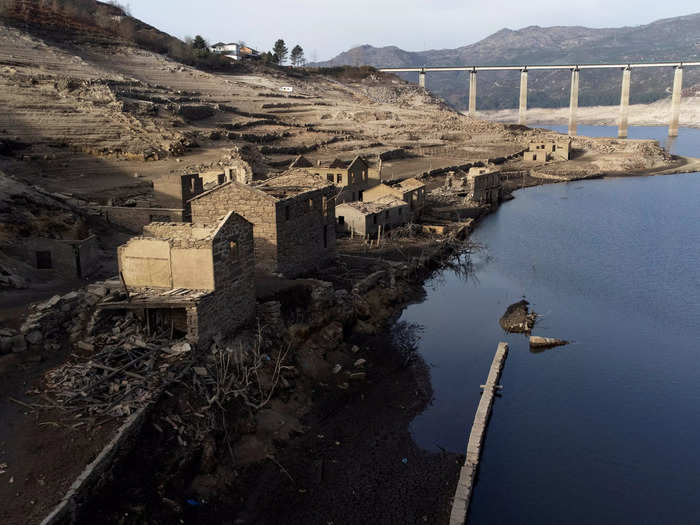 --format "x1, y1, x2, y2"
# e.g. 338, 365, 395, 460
86, 284, 108, 297
349, 372, 367, 381
193, 366, 208, 377
37, 295, 61, 311
353, 358, 366, 368
331, 364, 342, 374
353, 319, 377, 335
169, 341, 191, 356
25, 330, 43, 345
76, 341, 95, 352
